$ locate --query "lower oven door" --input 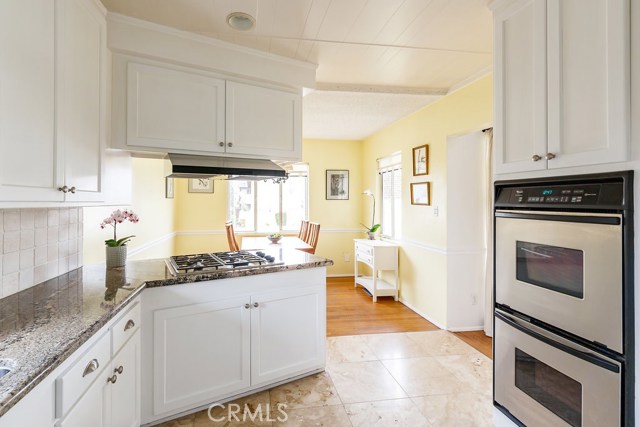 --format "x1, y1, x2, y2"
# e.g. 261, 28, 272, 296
495, 210, 623, 352
494, 310, 621, 427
